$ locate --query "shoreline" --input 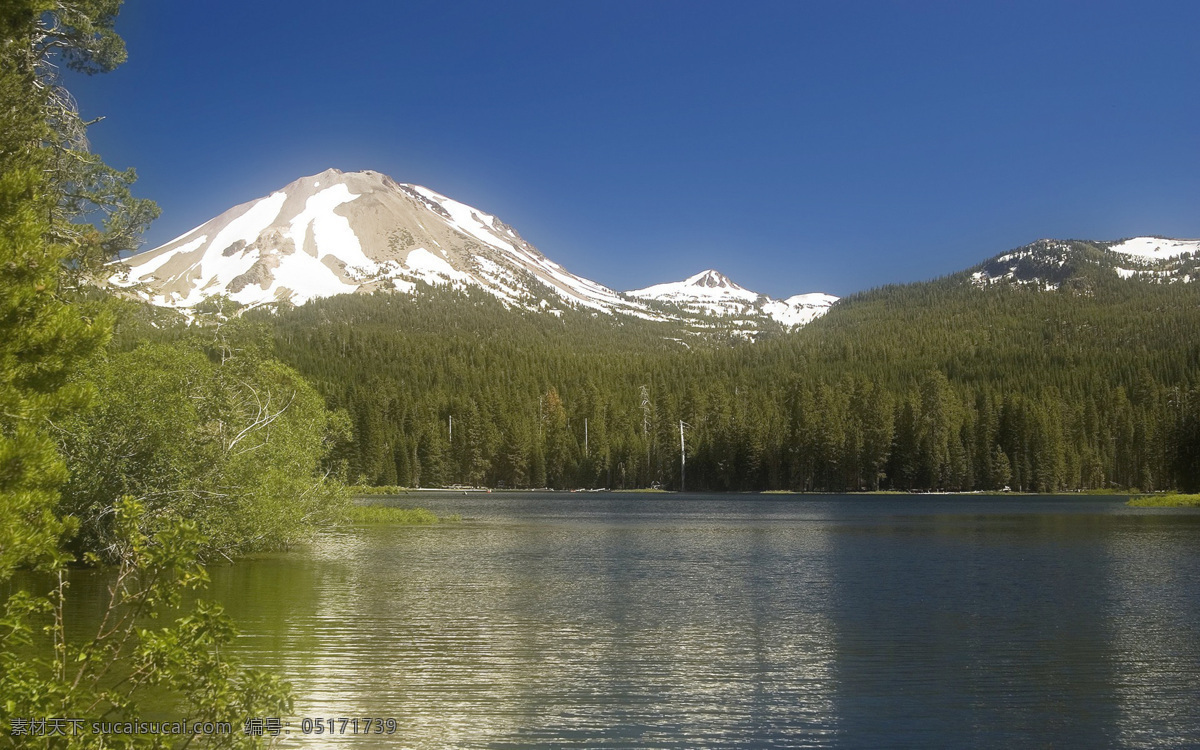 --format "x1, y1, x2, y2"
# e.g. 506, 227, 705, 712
352, 487, 1140, 498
